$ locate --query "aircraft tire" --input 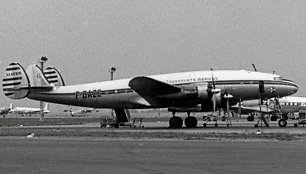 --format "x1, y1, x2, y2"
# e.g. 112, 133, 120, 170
169, 116, 183, 129
278, 119, 287, 127
185, 116, 197, 128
